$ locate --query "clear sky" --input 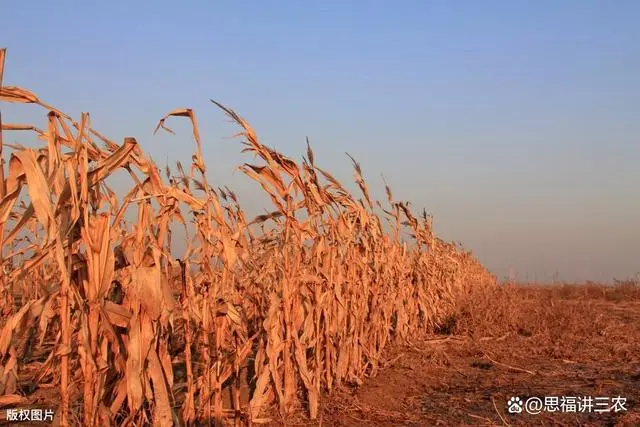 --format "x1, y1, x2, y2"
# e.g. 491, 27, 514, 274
2, 1, 639, 282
